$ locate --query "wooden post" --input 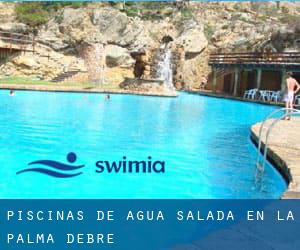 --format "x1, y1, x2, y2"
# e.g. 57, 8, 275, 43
212, 67, 217, 93
32, 36, 35, 54
9, 33, 12, 52
230, 72, 235, 94
233, 67, 239, 96
256, 68, 262, 89
280, 68, 286, 91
